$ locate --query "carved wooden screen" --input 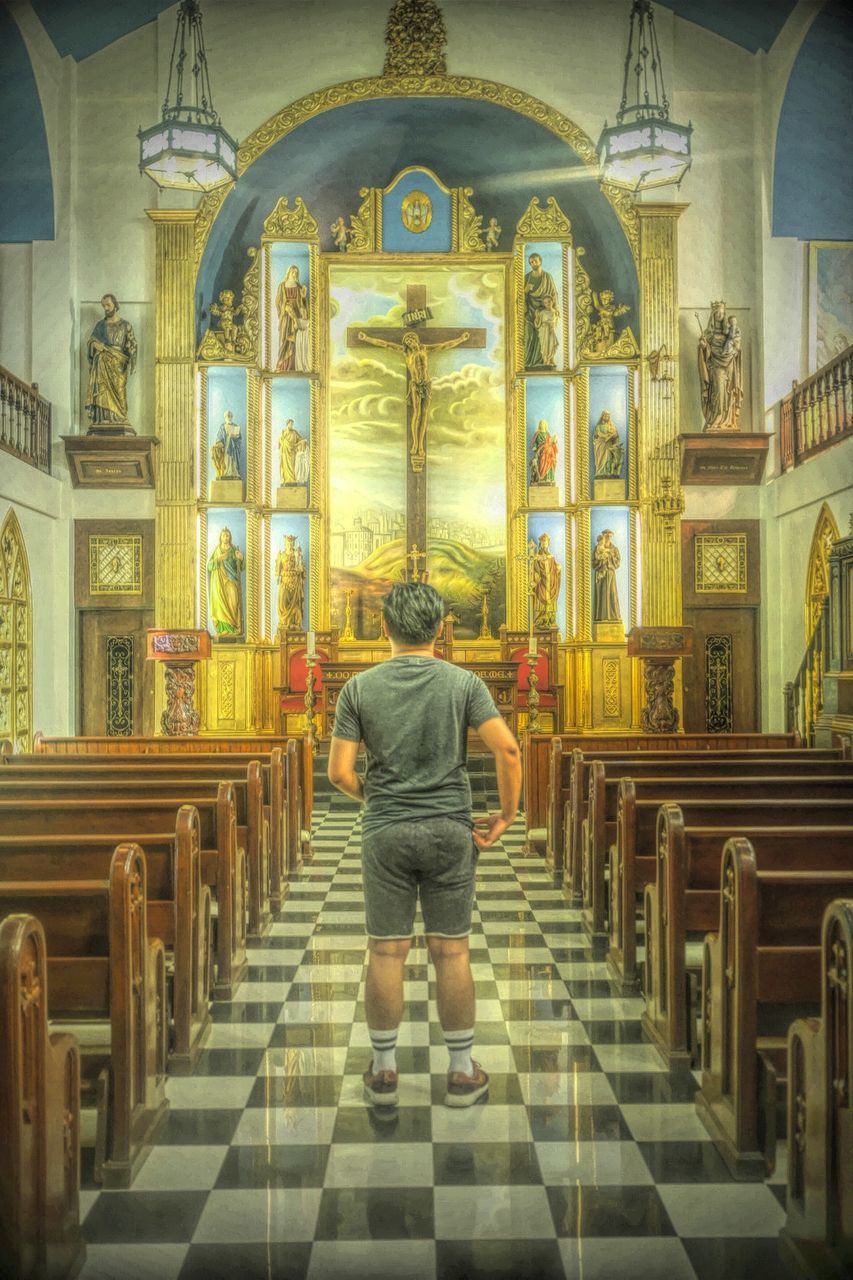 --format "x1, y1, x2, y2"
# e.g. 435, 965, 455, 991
0, 509, 33, 751
805, 502, 840, 640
